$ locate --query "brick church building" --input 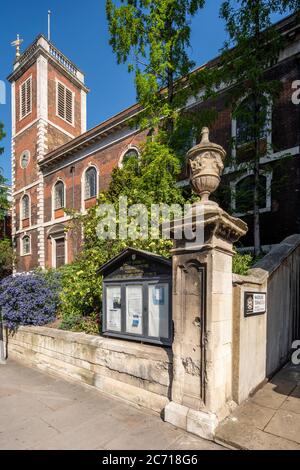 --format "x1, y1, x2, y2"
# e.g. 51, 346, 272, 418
9, 13, 300, 273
